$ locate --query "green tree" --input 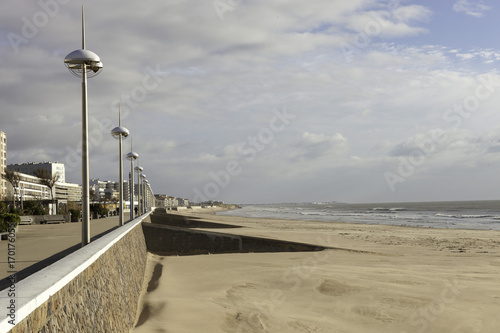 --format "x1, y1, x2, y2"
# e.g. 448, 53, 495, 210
34, 168, 59, 215
69, 208, 81, 222
3, 170, 21, 208
23, 200, 47, 215
90, 203, 108, 218
0, 213, 20, 232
